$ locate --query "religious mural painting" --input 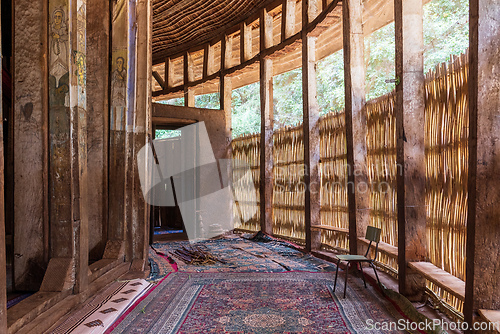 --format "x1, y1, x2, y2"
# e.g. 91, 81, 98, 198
48, 0, 87, 258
